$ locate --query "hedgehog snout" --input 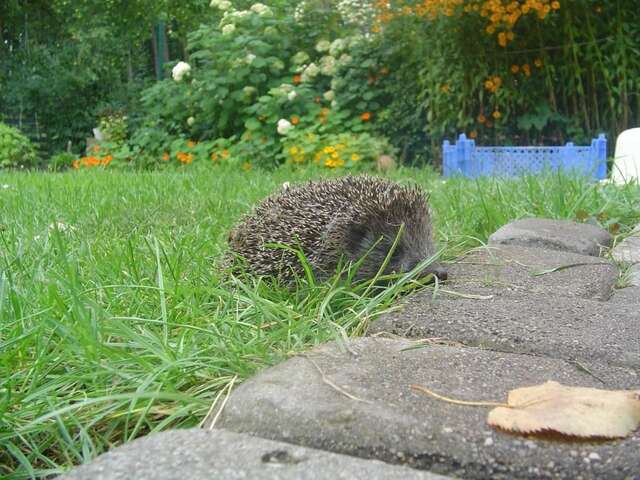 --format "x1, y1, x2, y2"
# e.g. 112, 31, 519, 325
422, 262, 448, 281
